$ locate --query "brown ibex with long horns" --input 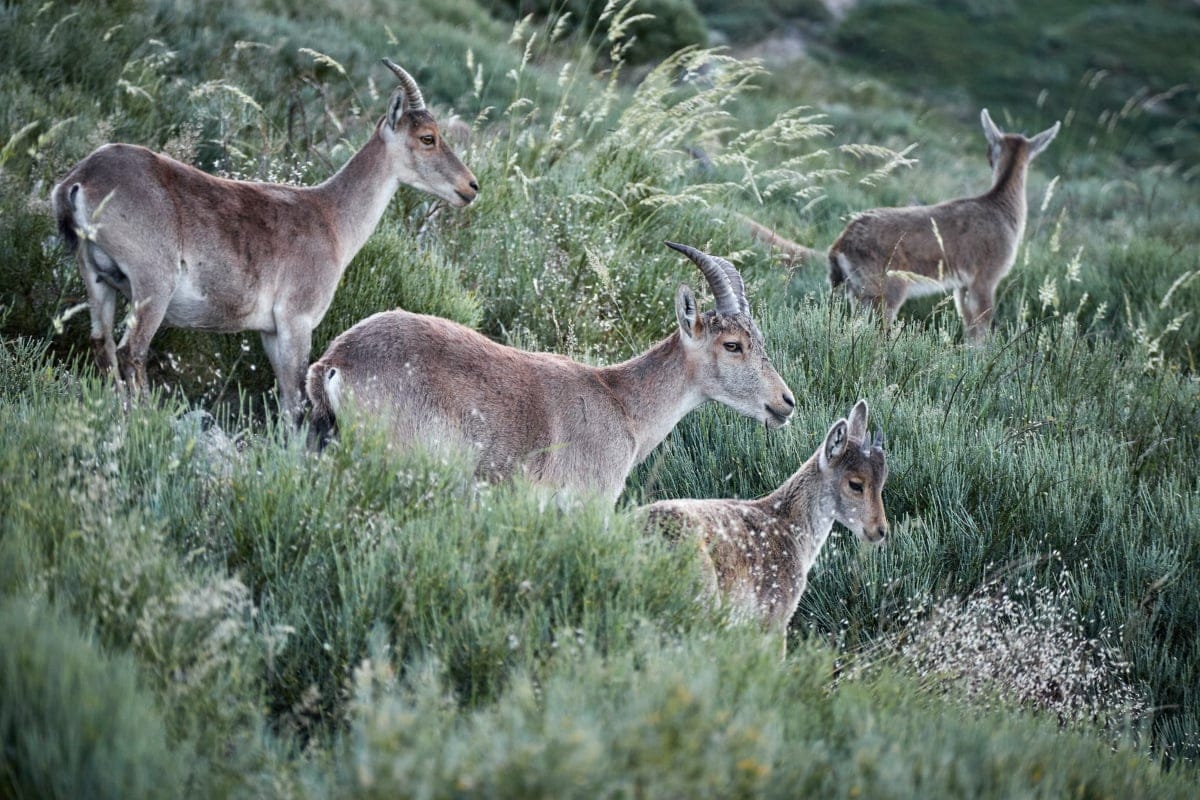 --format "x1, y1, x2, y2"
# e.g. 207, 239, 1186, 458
306, 242, 796, 503
53, 59, 478, 412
